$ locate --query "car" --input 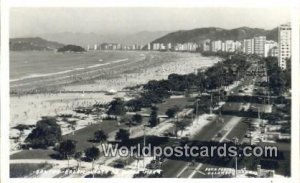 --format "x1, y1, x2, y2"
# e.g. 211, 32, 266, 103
207, 116, 214, 121
113, 161, 125, 168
